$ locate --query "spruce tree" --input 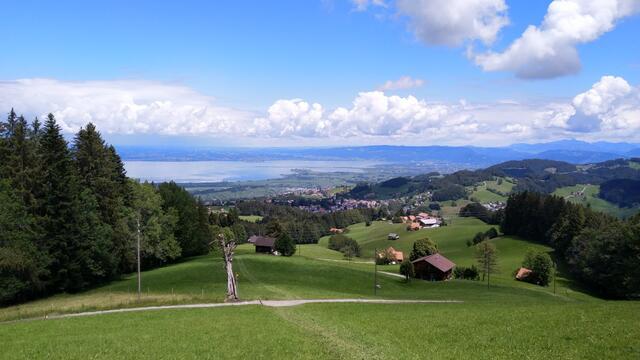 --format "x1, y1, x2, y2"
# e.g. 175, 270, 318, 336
36, 114, 82, 291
